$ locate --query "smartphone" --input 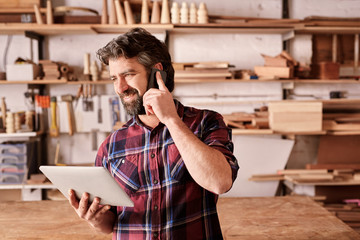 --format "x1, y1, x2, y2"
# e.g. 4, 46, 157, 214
147, 68, 167, 90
